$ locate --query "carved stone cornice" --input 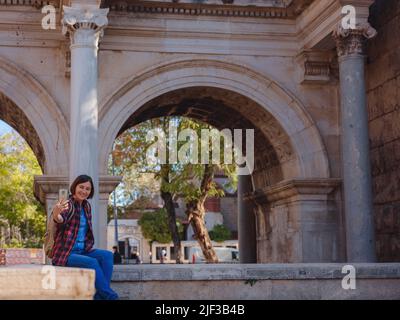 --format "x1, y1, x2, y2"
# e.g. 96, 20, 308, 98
98, 175, 123, 194
244, 178, 341, 205
333, 23, 377, 58
33, 175, 122, 203
33, 175, 69, 204
101, 0, 314, 19
62, 5, 109, 47
0, 0, 60, 8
